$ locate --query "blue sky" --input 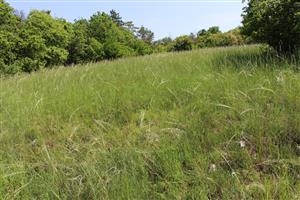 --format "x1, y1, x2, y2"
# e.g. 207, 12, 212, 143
7, 0, 244, 39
